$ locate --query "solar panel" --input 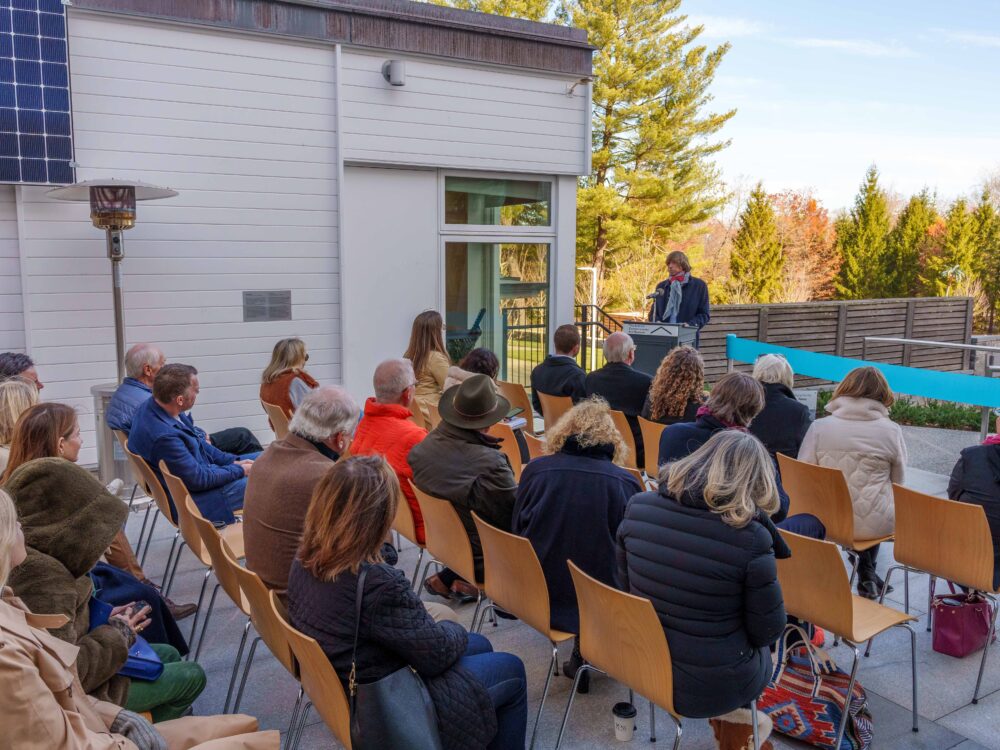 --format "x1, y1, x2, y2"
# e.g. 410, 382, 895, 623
0, 0, 74, 185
